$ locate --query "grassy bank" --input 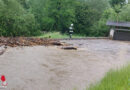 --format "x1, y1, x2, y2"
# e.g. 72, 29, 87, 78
88, 65, 130, 90
37, 32, 85, 39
